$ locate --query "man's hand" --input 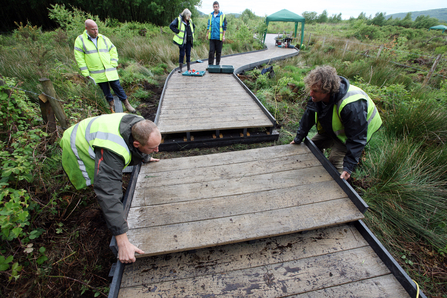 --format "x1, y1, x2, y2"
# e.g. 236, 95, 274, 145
340, 171, 351, 180
149, 157, 160, 162
115, 233, 144, 263
223, 35, 226, 42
